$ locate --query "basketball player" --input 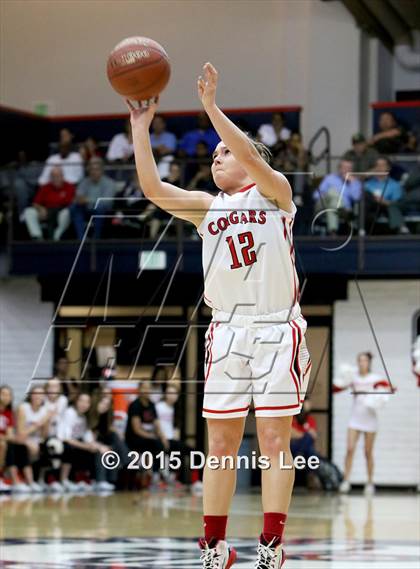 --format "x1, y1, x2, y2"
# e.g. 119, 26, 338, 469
126, 62, 311, 569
